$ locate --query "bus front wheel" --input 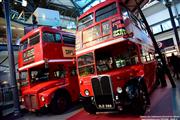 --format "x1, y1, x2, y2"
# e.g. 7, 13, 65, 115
131, 85, 149, 115
50, 94, 69, 114
83, 102, 96, 114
